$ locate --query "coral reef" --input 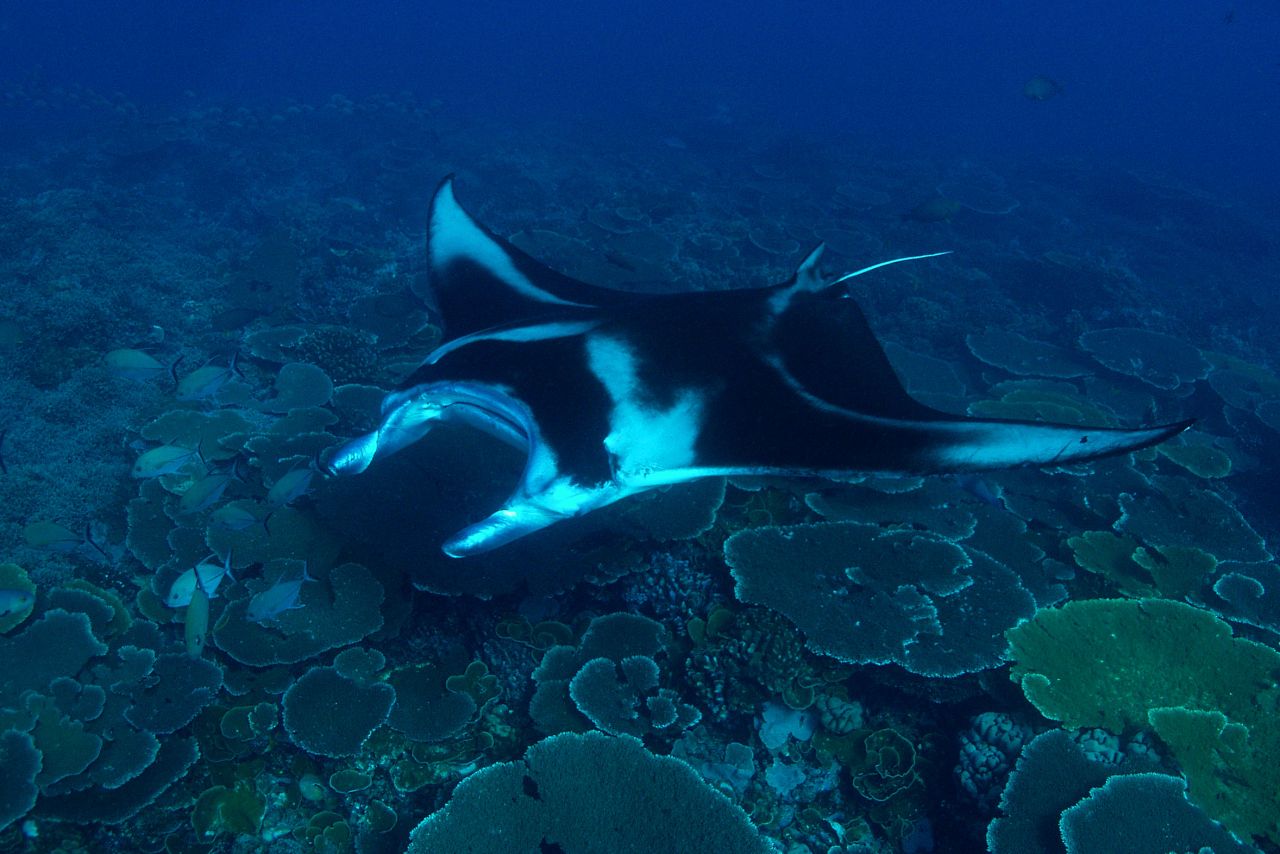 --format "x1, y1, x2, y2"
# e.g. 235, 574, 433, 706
407, 732, 773, 853
1008, 598, 1280, 844
0, 83, 1276, 854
